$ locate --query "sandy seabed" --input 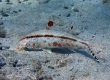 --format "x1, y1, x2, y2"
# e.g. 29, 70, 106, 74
0, 0, 110, 80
